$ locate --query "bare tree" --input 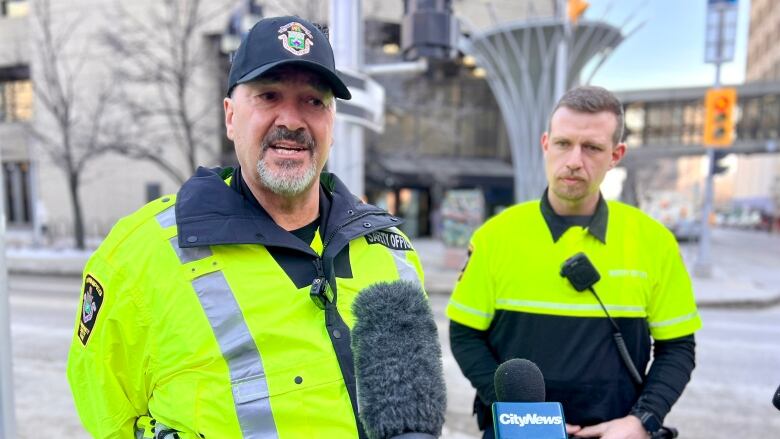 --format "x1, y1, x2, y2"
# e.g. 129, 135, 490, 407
101, 0, 233, 184
30, 0, 114, 249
